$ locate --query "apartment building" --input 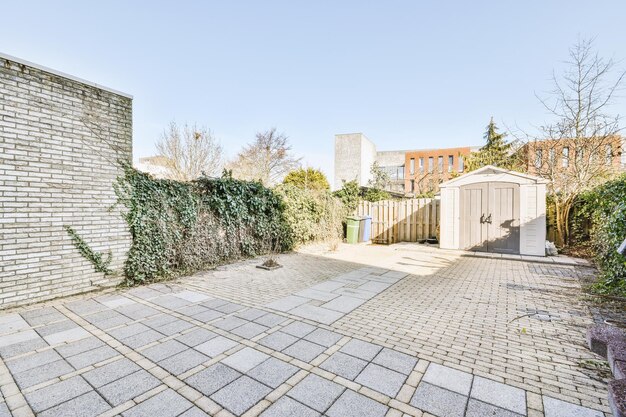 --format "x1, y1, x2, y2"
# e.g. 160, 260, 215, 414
334, 133, 478, 194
